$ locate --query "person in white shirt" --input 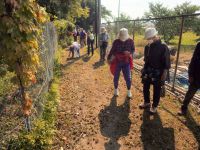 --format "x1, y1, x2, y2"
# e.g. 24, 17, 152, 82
87, 31, 95, 56
72, 41, 81, 58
